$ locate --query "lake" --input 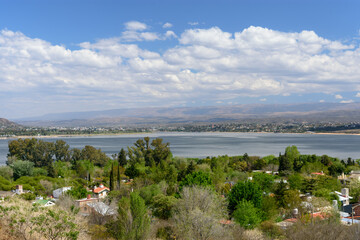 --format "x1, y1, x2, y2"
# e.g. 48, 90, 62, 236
1, 132, 360, 165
